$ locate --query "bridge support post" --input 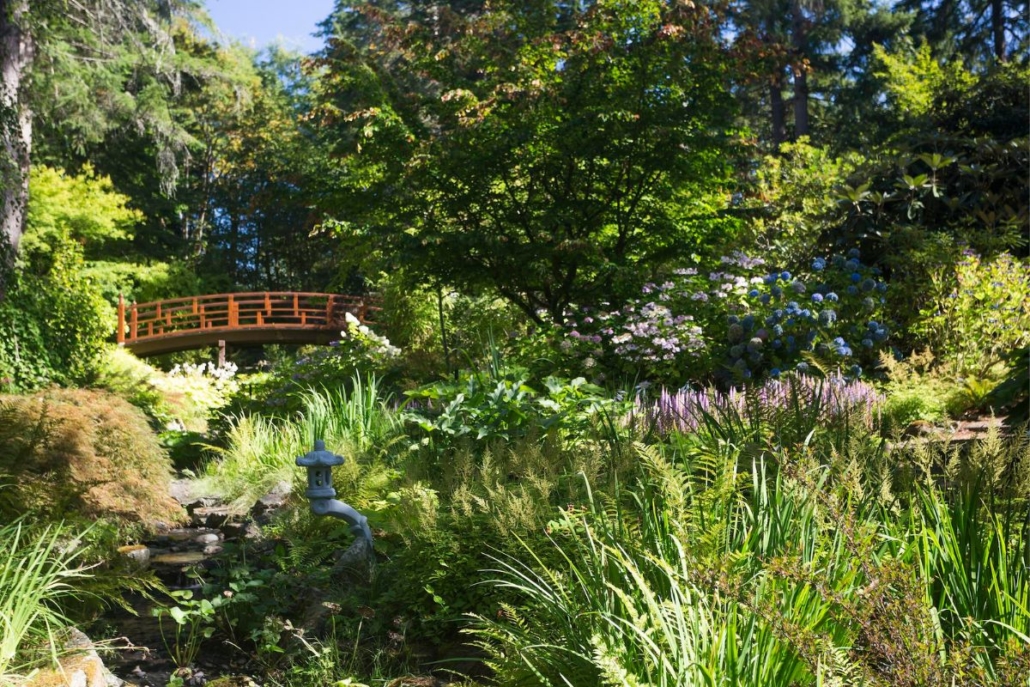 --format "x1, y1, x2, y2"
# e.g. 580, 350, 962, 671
218, 339, 226, 367
117, 294, 125, 345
